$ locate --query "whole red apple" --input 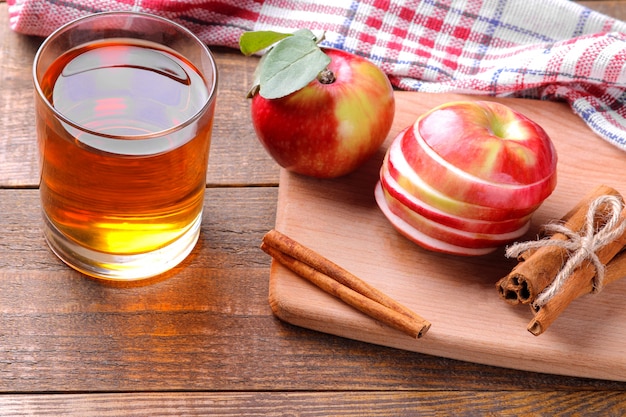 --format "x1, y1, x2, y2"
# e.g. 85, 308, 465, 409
250, 48, 395, 178
375, 101, 558, 256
